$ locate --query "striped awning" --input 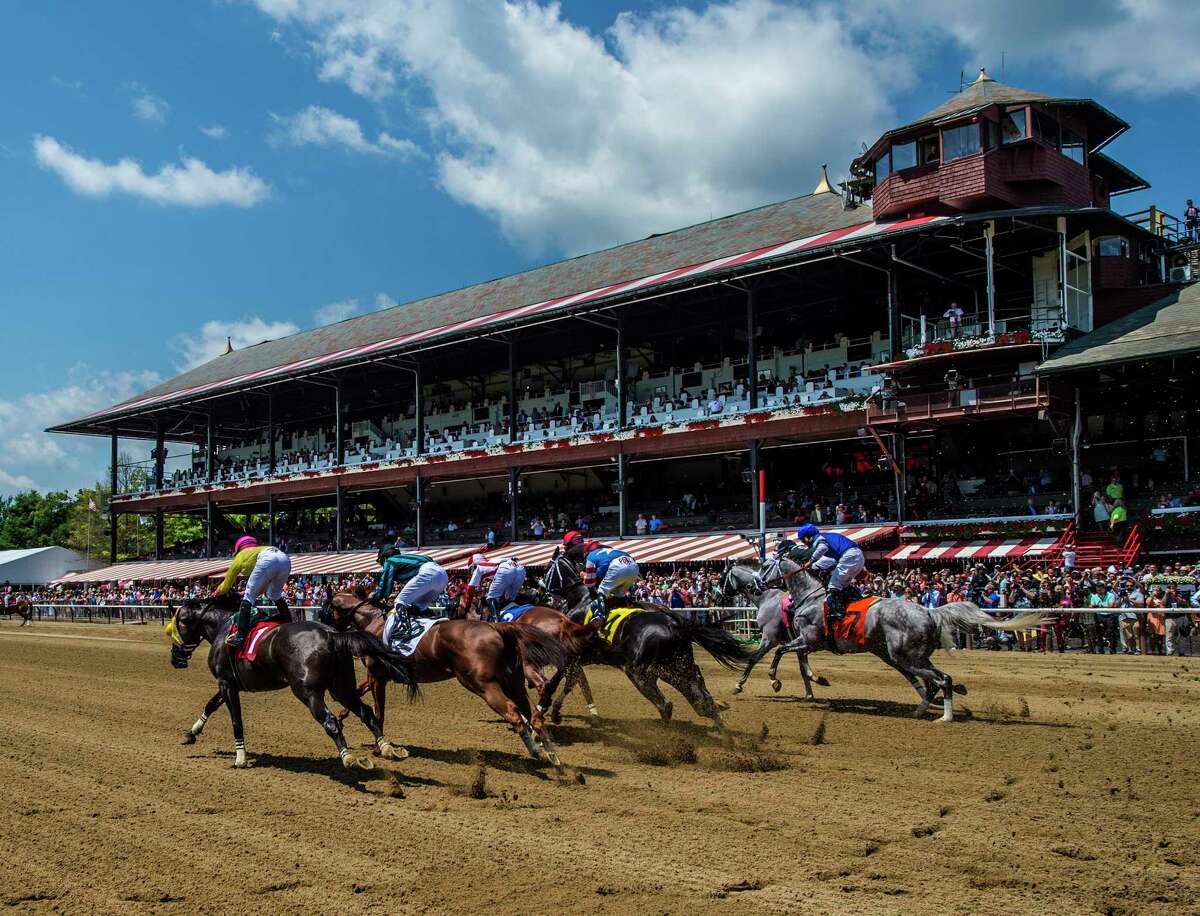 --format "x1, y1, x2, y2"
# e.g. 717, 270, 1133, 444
447, 526, 896, 570
54, 558, 230, 584
885, 536, 1060, 562
280, 545, 481, 577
